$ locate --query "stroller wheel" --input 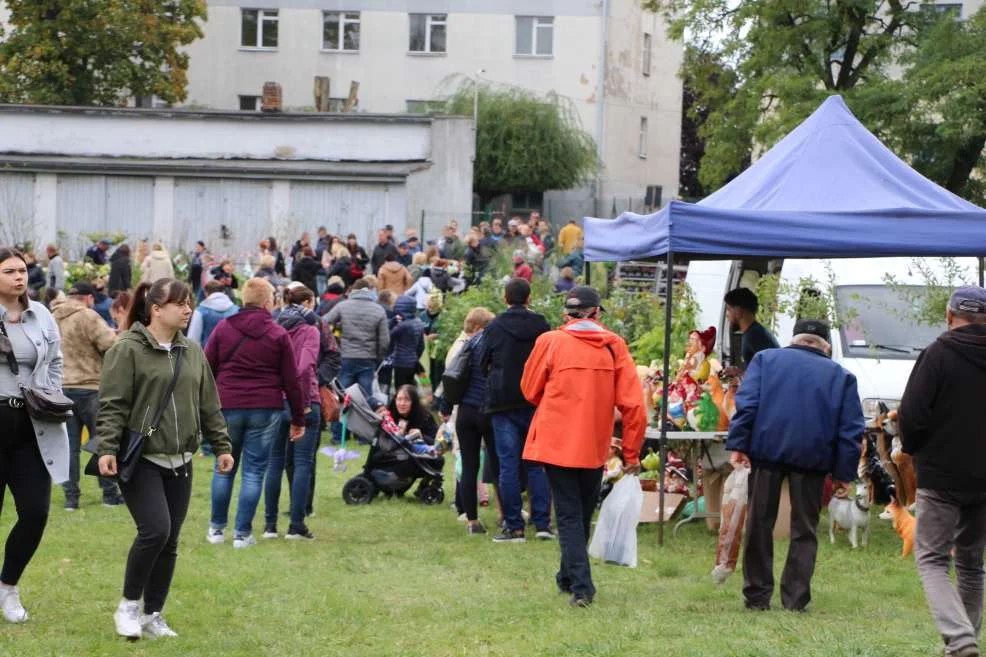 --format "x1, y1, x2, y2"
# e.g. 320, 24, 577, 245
420, 485, 445, 506
342, 476, 377, 505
